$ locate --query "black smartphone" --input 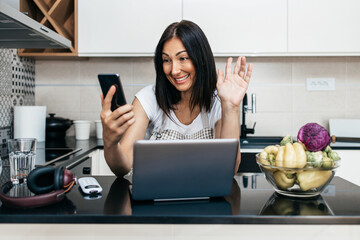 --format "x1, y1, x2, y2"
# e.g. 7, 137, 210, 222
98, 73, 127, 111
